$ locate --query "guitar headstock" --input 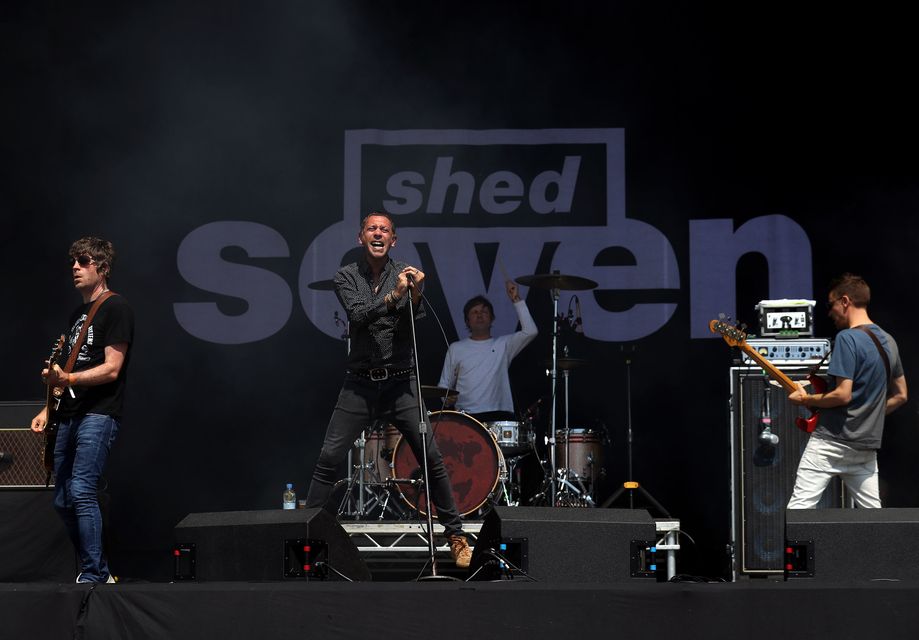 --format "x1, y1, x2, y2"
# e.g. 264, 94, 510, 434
47, 335, 65, 366
709, 317, 747, 348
